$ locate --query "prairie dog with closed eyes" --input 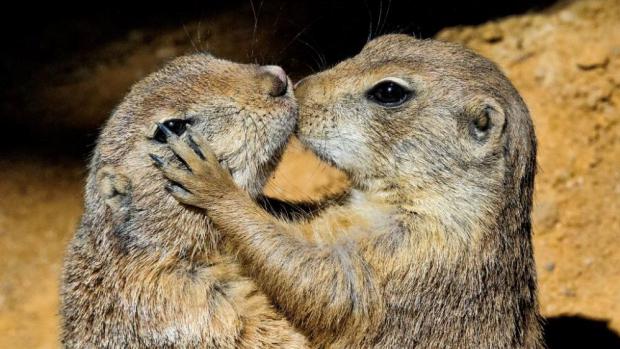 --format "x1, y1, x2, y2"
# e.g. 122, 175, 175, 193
155, 35, 543, 348
60, 54, 310, 348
